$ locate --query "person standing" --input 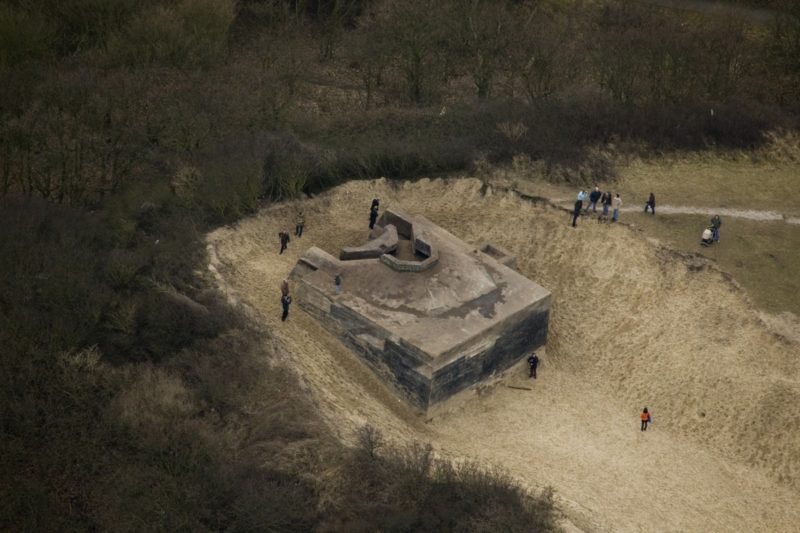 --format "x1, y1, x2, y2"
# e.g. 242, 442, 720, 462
279, 230, 290, 254
644, 192, 656, 215
369, 205, 379, 230
602, 191, 612, 217
640, 407, 651, 431
334, 274, 342, 295
281, 293, 292, 321
711, 215, 722, 242
612, 193, 622, 222
588, 186, 602, 212
527, 352, 539, 379
572, 198, 582, 227
295, 210, 305, 237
